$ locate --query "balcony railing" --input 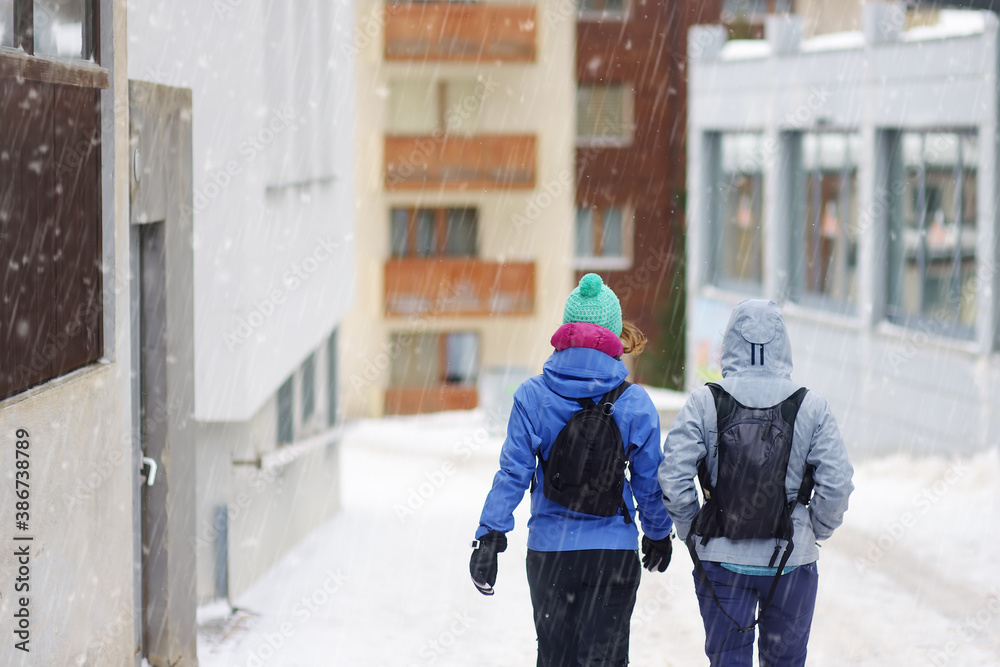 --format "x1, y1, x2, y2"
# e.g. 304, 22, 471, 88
384, 257, 535, 317
385, 134, 536, 191
384, 2, 536, 63
385, 385, 478, 415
